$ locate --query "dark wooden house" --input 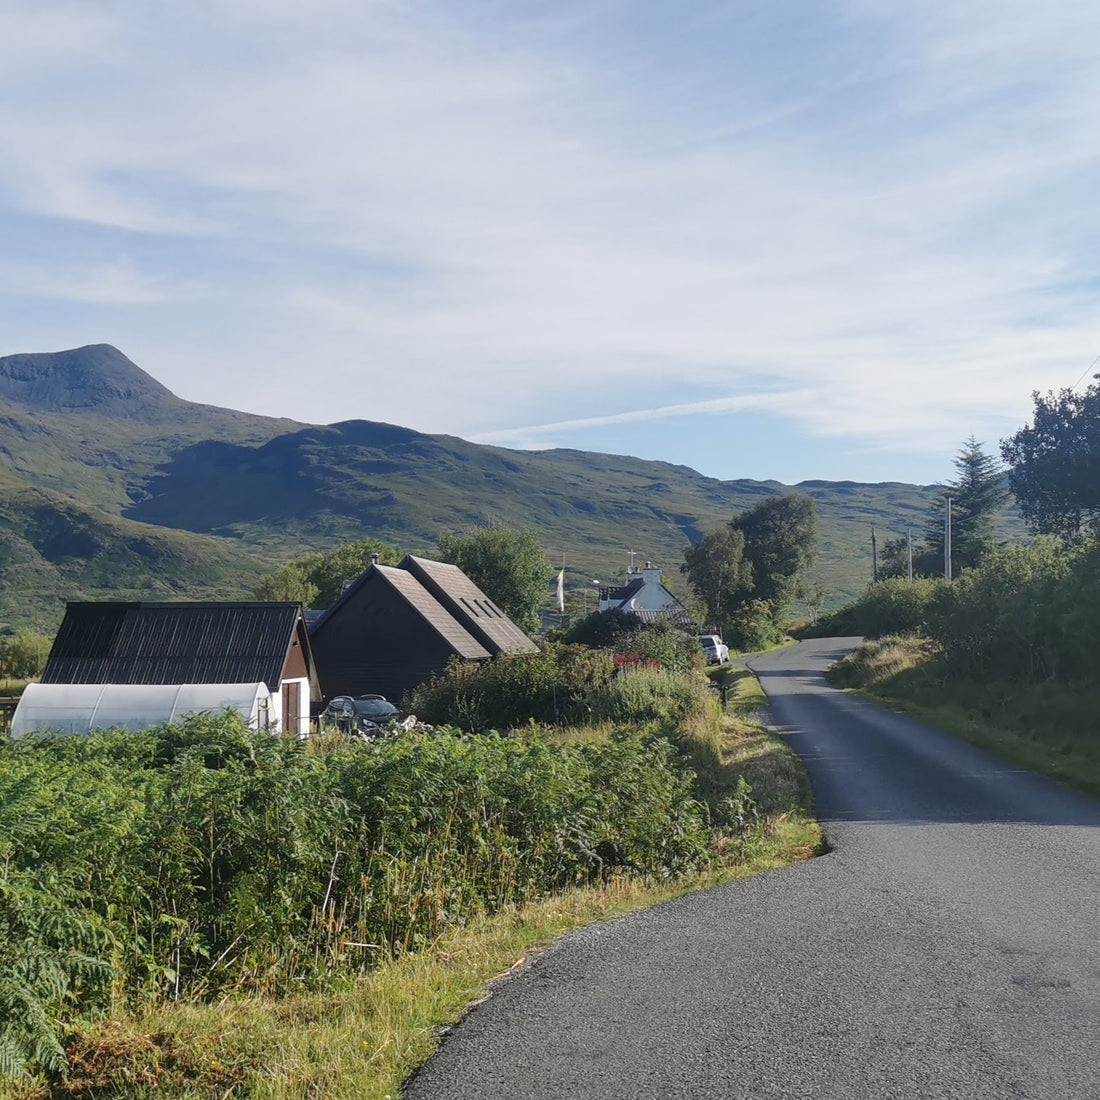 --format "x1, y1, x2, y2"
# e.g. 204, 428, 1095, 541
308, 555, 538, 703
40, 601, 321, 735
